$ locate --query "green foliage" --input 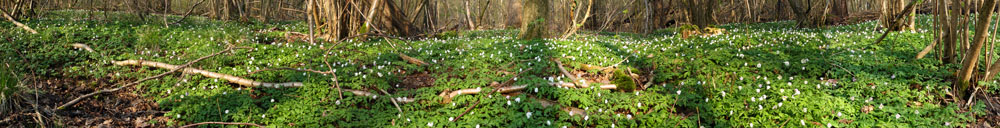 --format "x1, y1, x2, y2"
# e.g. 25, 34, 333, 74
1, 11, 981, 127
612, 69, 636, 91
